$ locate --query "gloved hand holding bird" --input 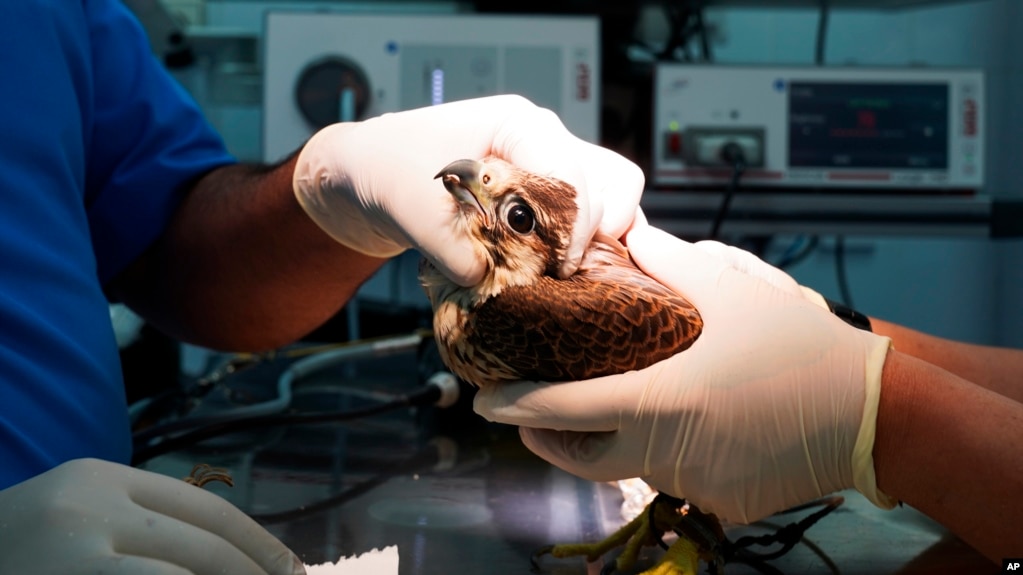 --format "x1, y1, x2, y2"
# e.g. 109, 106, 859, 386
417, 152, 894, 575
